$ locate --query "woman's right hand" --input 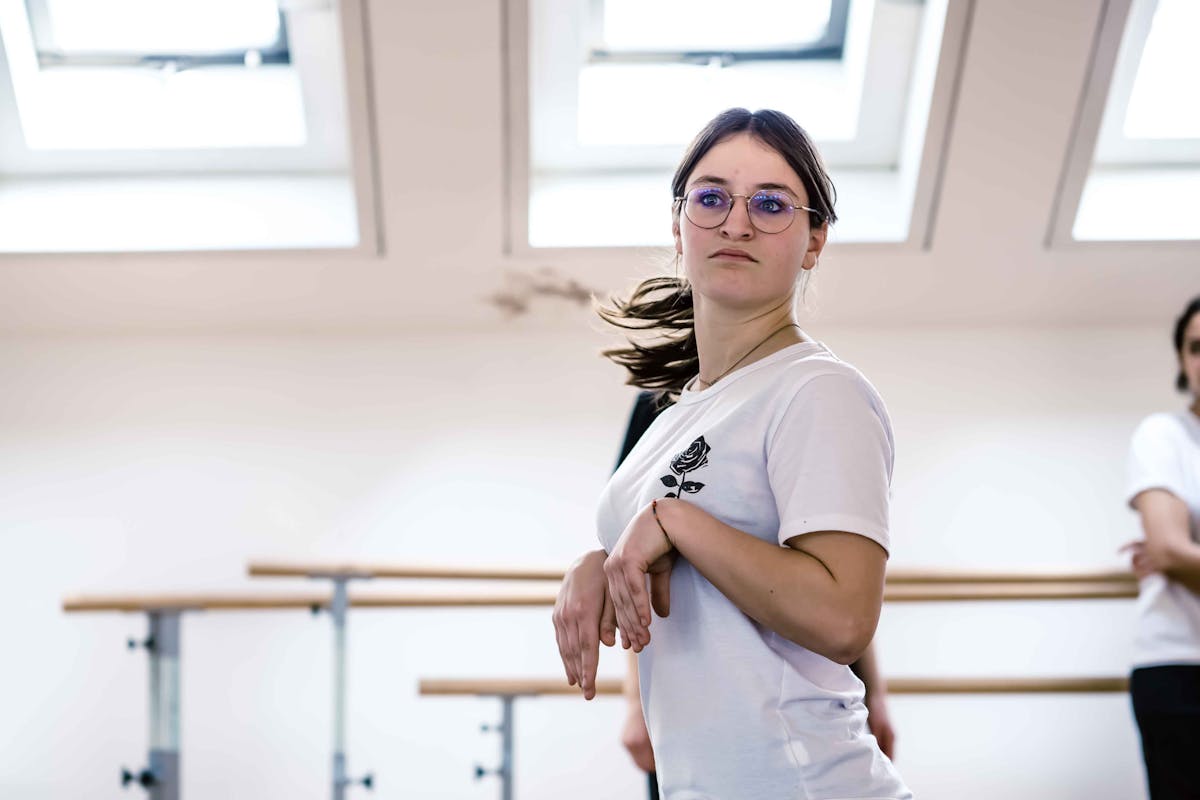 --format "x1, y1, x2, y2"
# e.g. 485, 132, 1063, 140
621, 703, 656, 773
552, 548, 616, 700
